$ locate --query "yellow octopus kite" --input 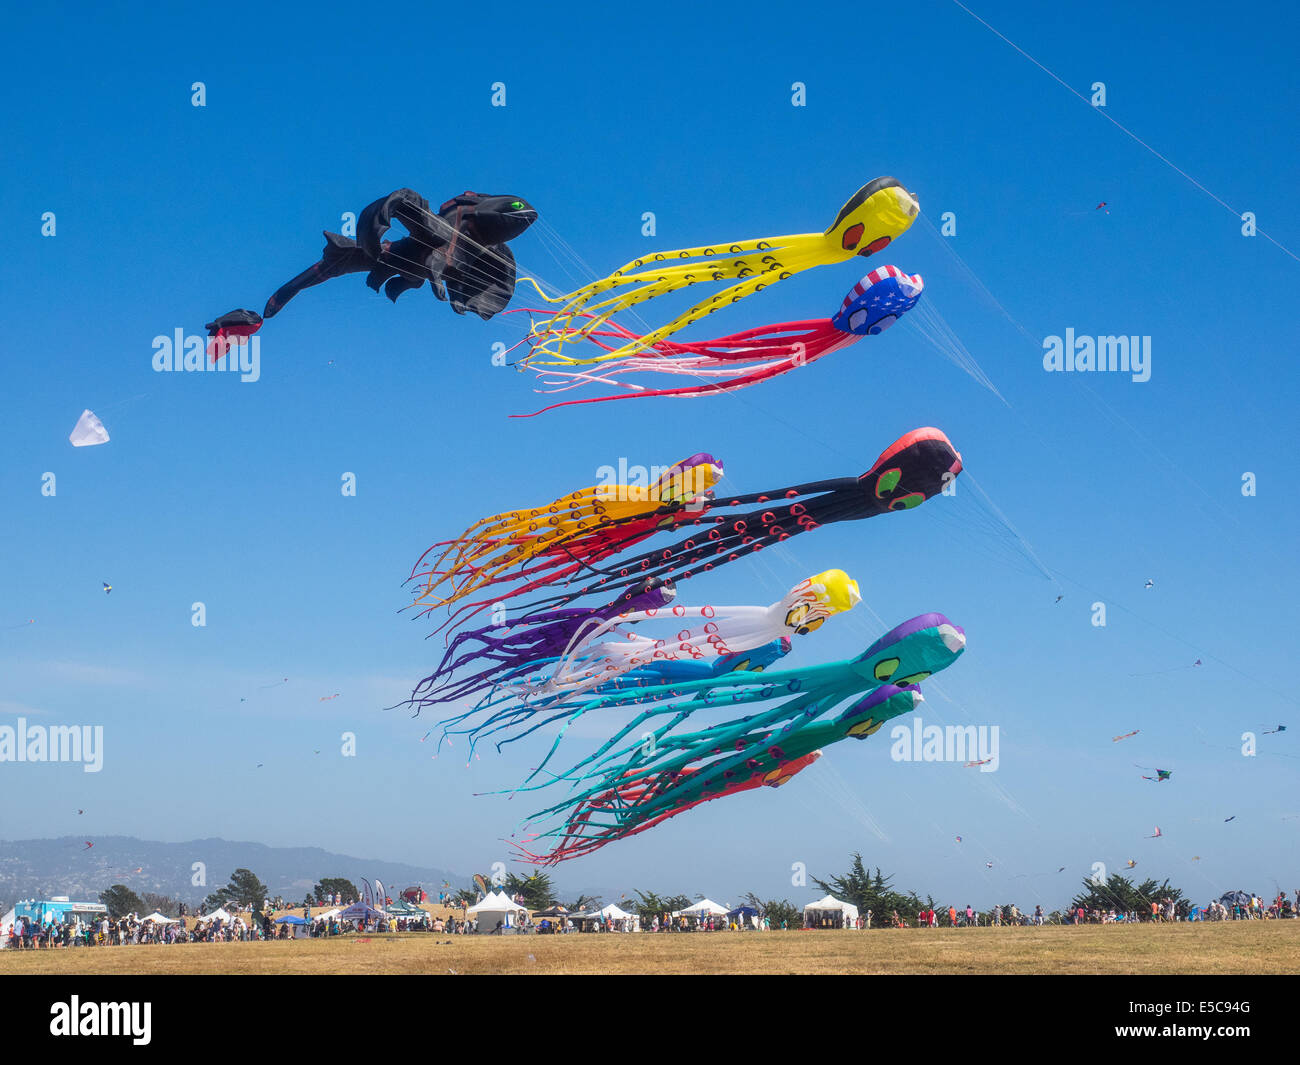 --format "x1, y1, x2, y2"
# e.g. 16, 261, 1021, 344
522, 177, 919, 365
